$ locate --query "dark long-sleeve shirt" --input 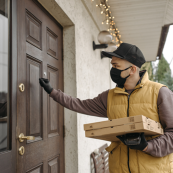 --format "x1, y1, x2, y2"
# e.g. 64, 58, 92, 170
49, 84, 173, 158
